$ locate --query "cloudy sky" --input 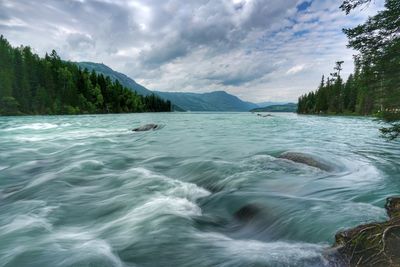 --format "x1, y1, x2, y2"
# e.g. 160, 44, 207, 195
0, 0, 383, 102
